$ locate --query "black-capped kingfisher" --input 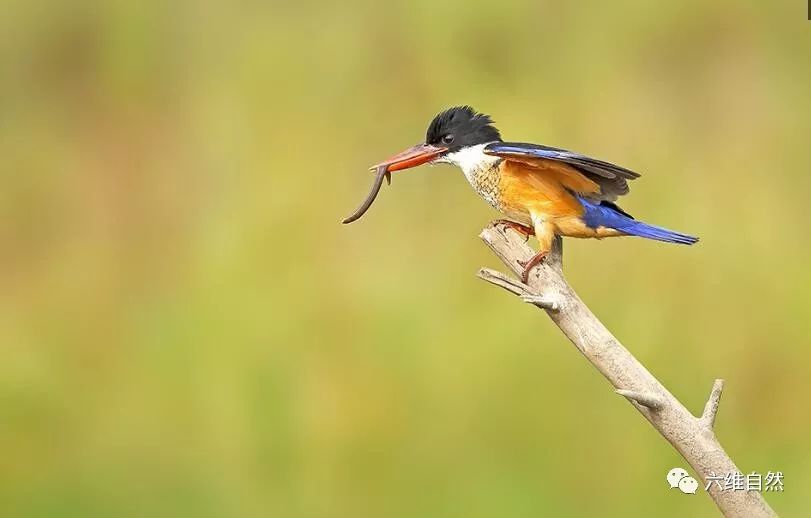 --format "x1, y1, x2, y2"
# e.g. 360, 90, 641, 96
371, 106, 698, 282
